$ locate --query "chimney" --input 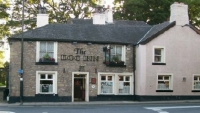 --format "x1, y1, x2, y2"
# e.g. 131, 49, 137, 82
105, 5, 113, 23
170, 2, 189, 25
37, 4, 49, 27
93, 6, 106, 25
